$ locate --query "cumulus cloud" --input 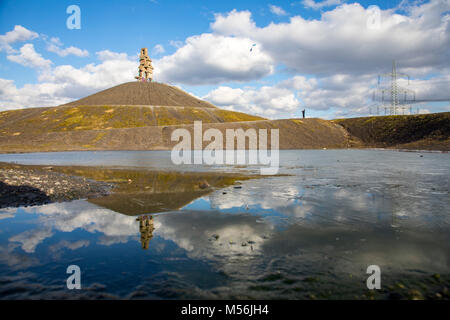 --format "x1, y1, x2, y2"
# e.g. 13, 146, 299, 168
154, 211, 274, 260
169, 40, 183, 48
9, 228, 54, 253
38, 51, 136, 94
154, 33, 274, 85
48, 240, 90, 258
0, 78, 68, 109
211, 1, 450, 77
96, 49, 131, 61
269, 4, 287, 16
46, 38, 88, 57
151, 44, 165, 55
204, 84, 300, 118
0, 25, 38, 53
7, 43, 52, 69
0, 244, 39, 269
200, 1, 450, 117
211, 10, 256, 36
397, 74, 450, 102
302, 0, 343, 10
0, 49, 136, 109
204, 70, 450, 118
284, 74, 375, 111
49, 240, 90, 252
203, 74, 359, 117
